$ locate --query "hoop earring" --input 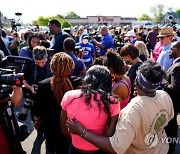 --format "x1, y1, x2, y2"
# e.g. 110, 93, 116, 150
112, 74, 115, 80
